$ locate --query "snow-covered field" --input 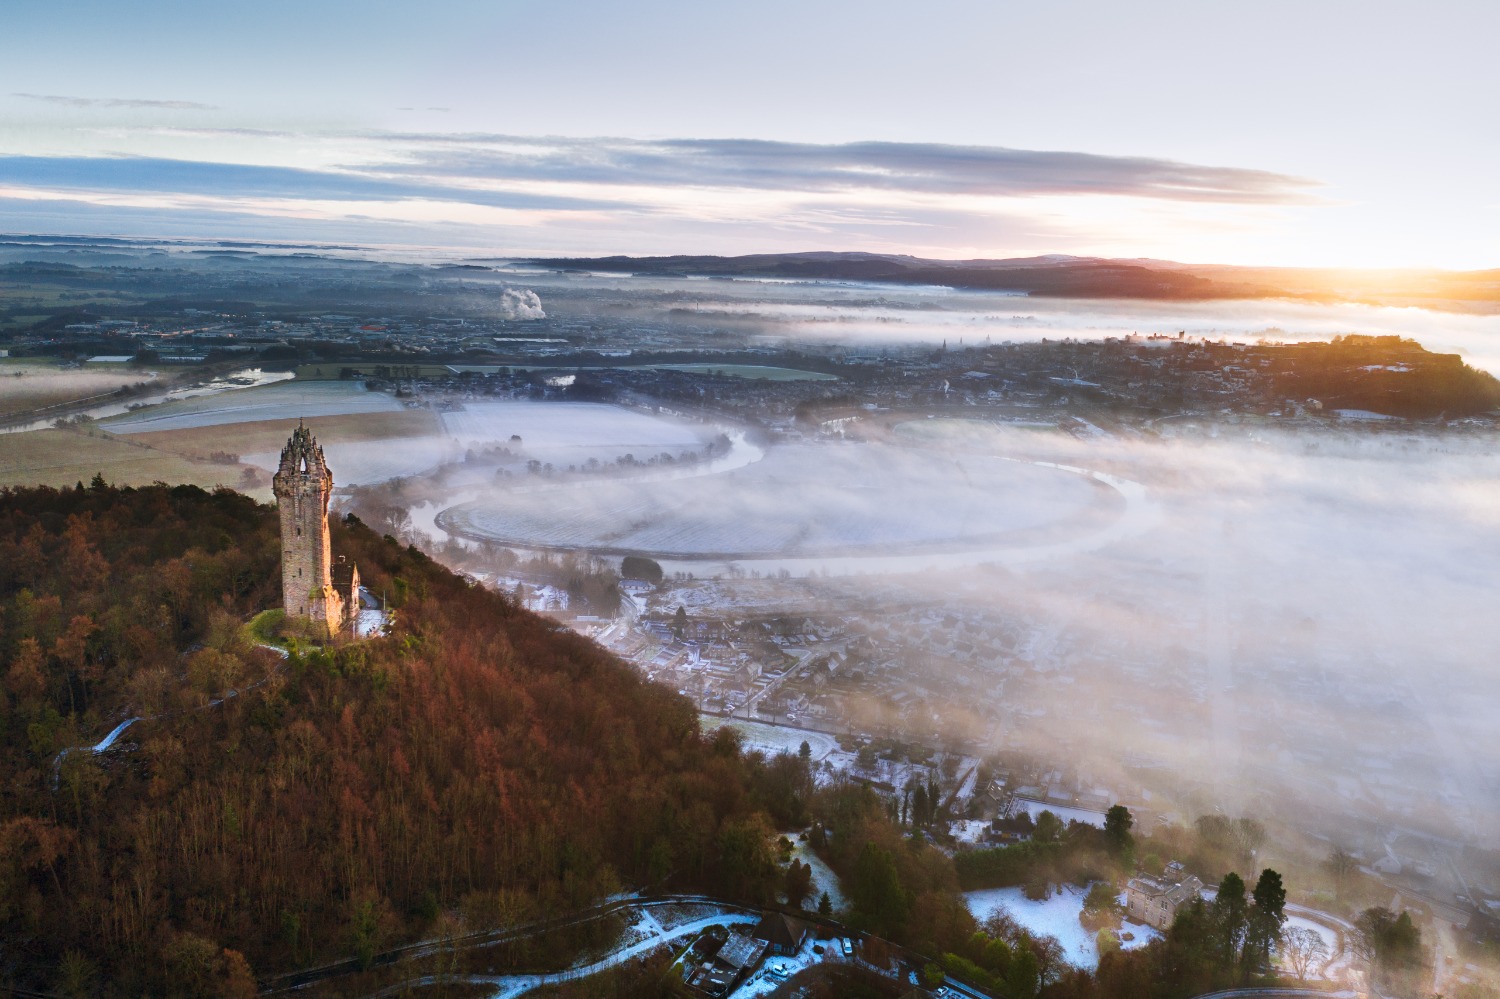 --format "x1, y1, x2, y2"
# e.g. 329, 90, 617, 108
965, 885, 1161, 971
700, 715, 839, 762
103, 380, 402, 433
244, 436, 459, 485
442, 442, 1107, 558
791, 840, 847, 913
1009, 797, 1108, 829
438, 400, 710, 464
